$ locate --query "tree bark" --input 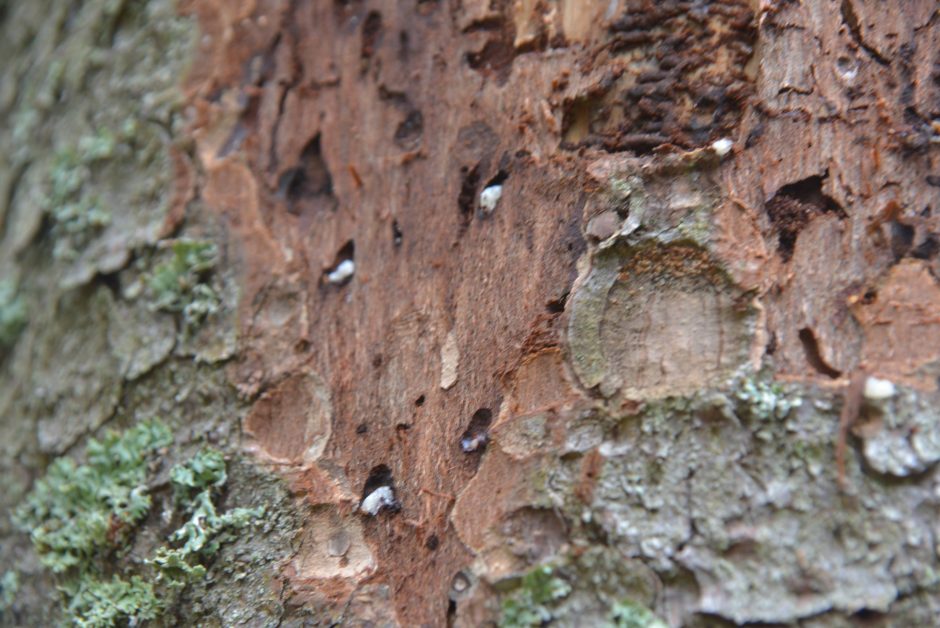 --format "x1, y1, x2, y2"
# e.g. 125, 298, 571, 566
3, 0, 940, 626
